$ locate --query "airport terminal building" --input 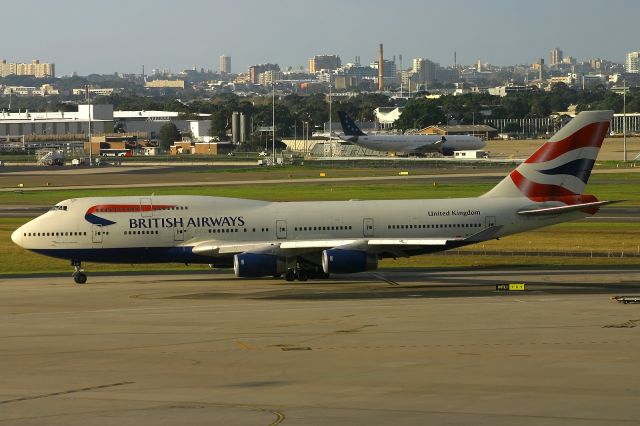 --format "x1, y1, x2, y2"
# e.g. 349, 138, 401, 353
0, 105, 112, 137
0, 105, 212, 140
